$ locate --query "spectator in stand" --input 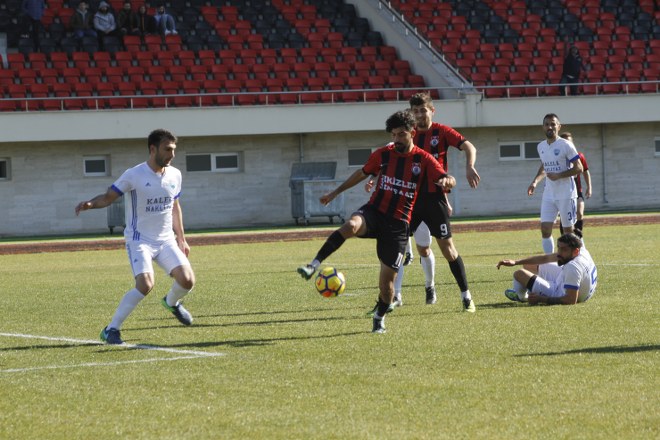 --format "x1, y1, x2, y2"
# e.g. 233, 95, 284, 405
154, 4, 177, 36
117, 1, 140, 36
70, 1, 97, 40
136, 4, 156, 36
94, 1, 117, 36
20, 0, 45, 49
559, 45, 584, 96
